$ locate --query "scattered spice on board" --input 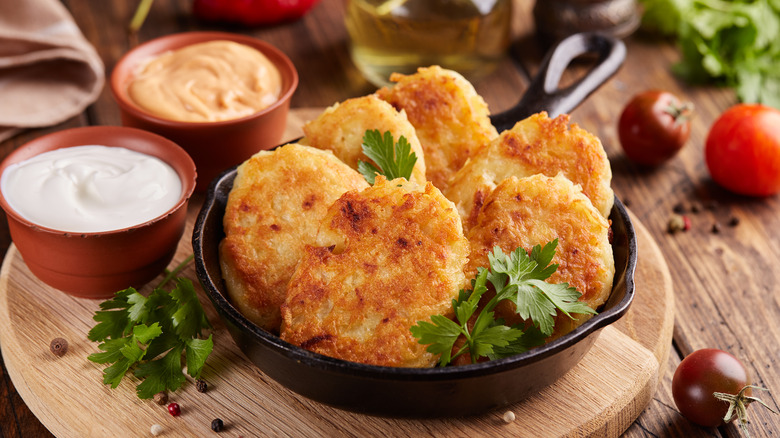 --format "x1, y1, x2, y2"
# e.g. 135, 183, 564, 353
49, 338, 68, 357
711, 222, 722, 234
153, 392, 168, 406
196, 379, 208, 393
502, 411, 516, 423
668, 214, 691, 233
167, 402, 181, 417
